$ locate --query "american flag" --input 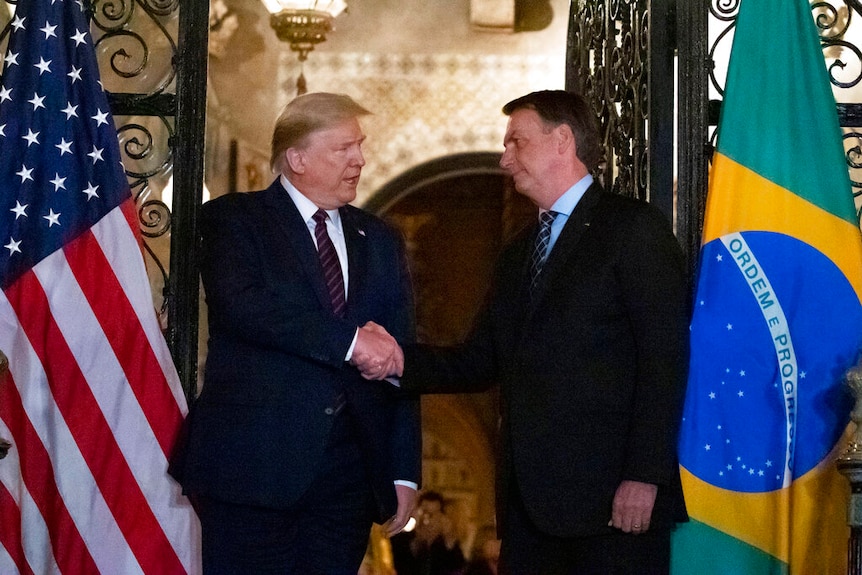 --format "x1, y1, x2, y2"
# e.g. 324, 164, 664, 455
0, 1, 200, 573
